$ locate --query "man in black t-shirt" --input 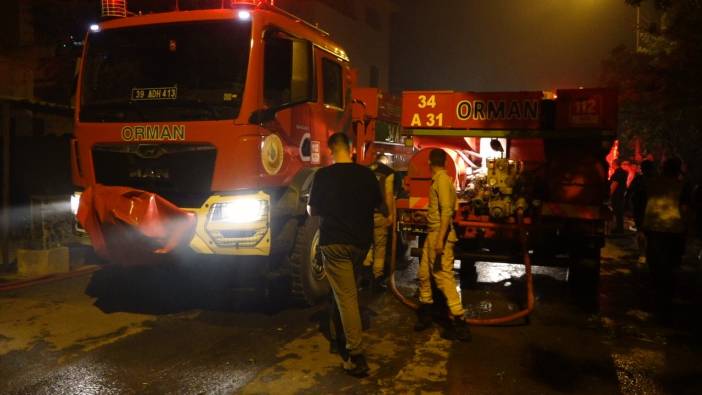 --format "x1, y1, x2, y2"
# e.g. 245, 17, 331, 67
307, 133, 381, 378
